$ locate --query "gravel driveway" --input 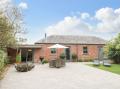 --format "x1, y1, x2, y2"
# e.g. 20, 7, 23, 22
0, 62, 120, 89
